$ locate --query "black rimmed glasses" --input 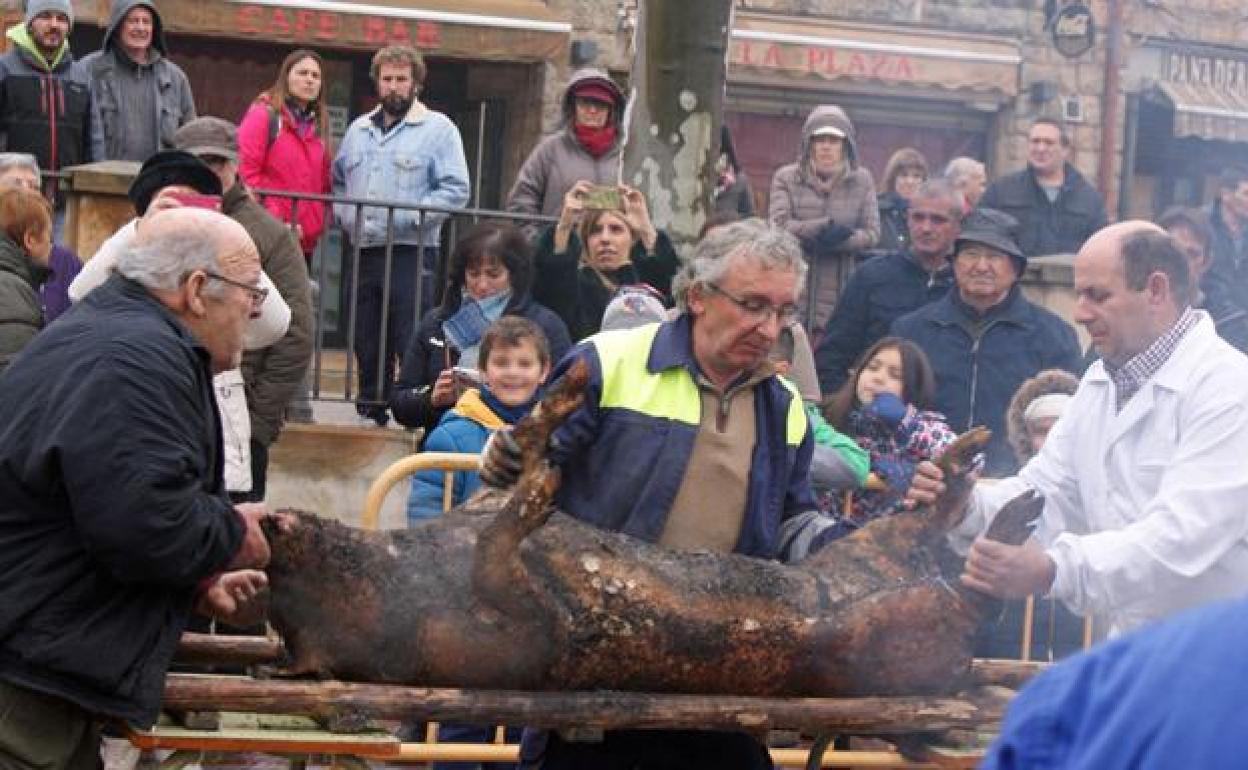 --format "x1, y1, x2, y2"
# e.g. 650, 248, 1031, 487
204, 271, 268, 308
705, 282, 800, 327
